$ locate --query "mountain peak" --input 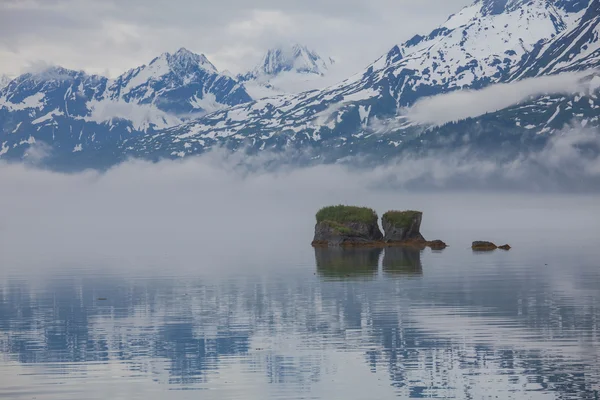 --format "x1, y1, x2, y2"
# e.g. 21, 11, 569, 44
21, 66, 86, 84
252, 43, 334, 77
155, 48, 218, 74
